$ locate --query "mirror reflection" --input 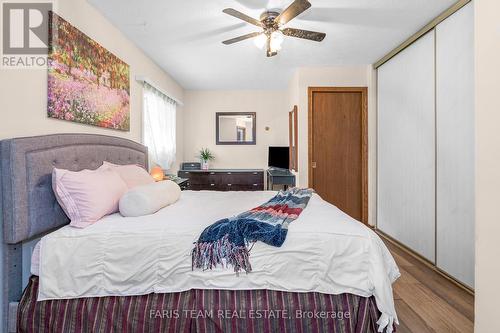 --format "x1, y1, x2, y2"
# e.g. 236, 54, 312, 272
216, 112, 256, 145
